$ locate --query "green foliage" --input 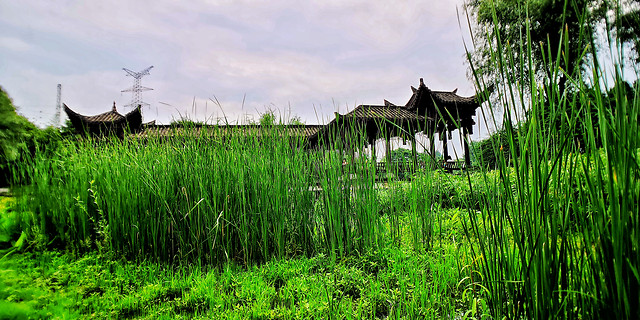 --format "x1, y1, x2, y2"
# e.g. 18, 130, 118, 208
0, 197, 22, 250
259, 109, 277, 126
168, 118, 207, 126
388, 148, 431, 164
0, 247, 467, 318
16, 128, 410, 265
4, 3, 639, 317
617, 7, 640, 62
0, 87, 63, 187
257, 109, 305, 126
595, 0, 640, 63
0, 87, 39, 186
463, 1, 640, 318
288, 115, 305, 126
474, 123, 522, 169
466, 0, 593, 89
